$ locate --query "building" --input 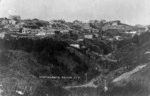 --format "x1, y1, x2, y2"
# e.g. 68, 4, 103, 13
73, 20, 82, 25
101, 21, 133, 31
0, 32, 6, 39
111, 20, 121, 26
44, 29, 55, 35
36, 31, 46, 36
60, 29, 70, 33
114, 36, 123, 41
9, 19, 17, 25
22, 28, 40, 34
84, 34, 93, 39
4, 24, 19, 32
82, 23, 92, 31
70, 44, 80, 49
0, 18, 9, 25
9, 15, 21, 20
